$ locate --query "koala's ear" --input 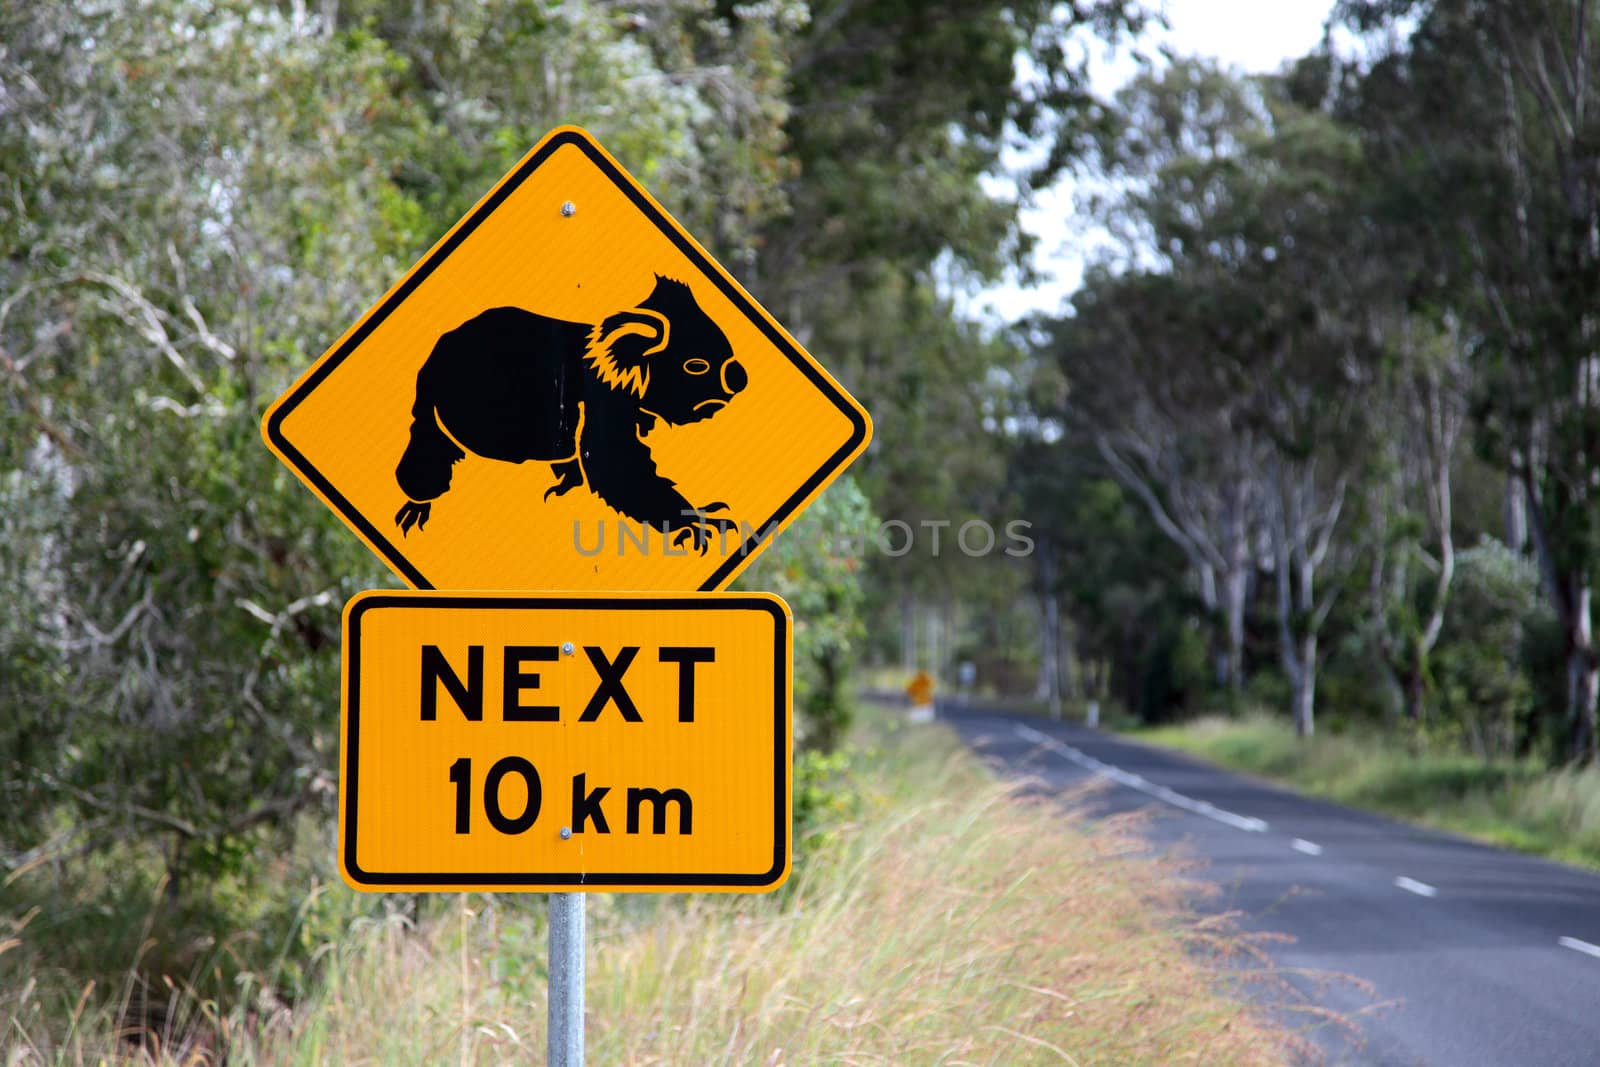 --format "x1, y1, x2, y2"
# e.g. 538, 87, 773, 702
596, 310, 670, 356
584, 308, 670, 398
